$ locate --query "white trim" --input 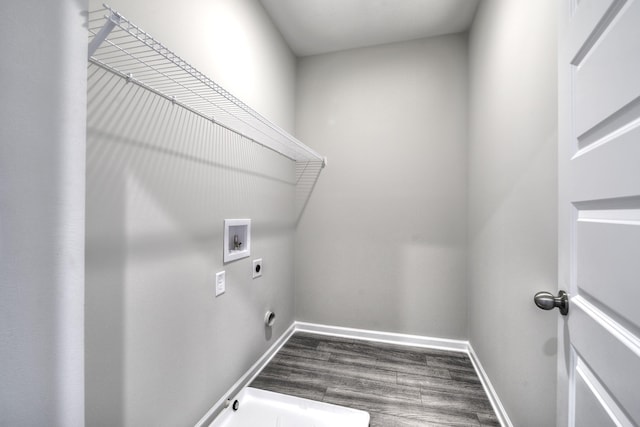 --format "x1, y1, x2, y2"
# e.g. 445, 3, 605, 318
294, 321, 468, 352
467, 344, 514, 427
193, 322, 296, 427
195, 322, 513, 427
